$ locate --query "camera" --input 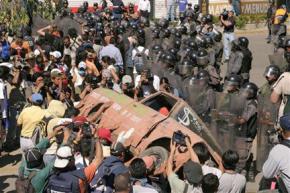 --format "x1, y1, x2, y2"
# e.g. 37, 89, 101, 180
173, 130, 187, 146
82, 122, 92, 138
220, 9, 228, 20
